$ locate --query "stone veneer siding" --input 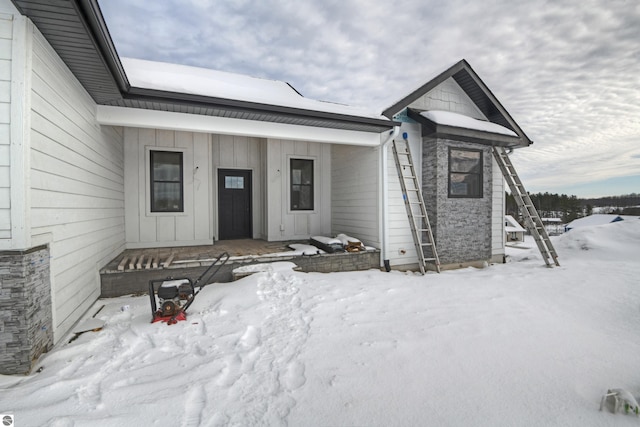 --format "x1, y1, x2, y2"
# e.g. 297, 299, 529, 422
422, 137, 493, 266
0, 246, 53, 375
101, 250, 380, 298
